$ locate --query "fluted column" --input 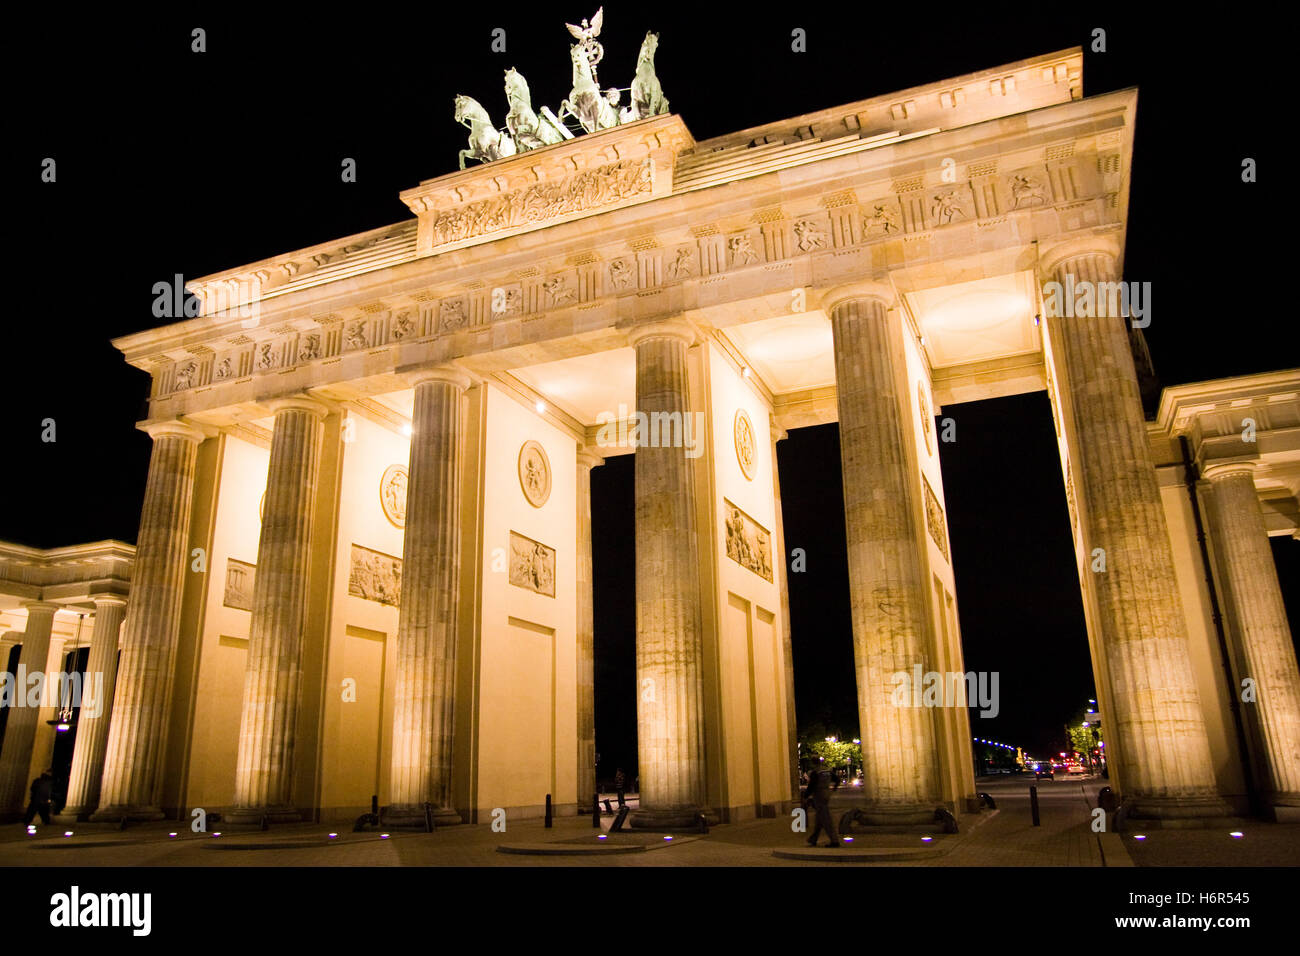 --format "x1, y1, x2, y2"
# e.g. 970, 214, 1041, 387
827, 284, 942, 824
61, 596, 127, 819
0, 602, 60, 816
576, 446, 603, 810
770, 421, 800, 803
1204, 462, 1300, 809
93, 421, 204, 821
387, 368, 469, 826
629, 319, 714, 828
1043, 240, 1226, 818
229, 397, 328, 823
